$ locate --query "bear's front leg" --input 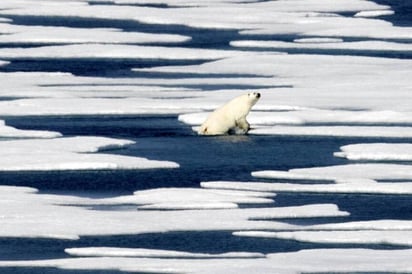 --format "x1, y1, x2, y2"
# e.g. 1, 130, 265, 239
236, 117, 250, 134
